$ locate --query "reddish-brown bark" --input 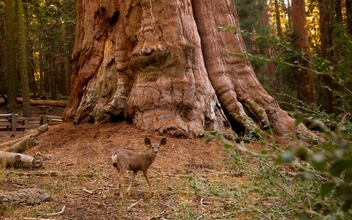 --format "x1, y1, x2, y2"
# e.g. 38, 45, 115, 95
63, 0, 314, 140
292, 0, 315, 104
